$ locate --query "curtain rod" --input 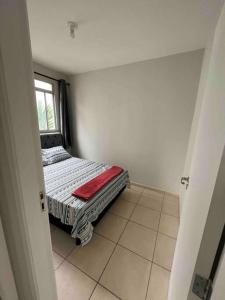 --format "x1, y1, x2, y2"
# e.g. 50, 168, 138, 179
34, 71, 70, 86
